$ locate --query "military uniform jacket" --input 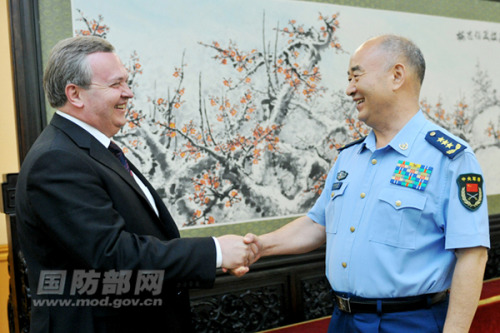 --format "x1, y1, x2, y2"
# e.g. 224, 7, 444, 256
308, 111, 490, 298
